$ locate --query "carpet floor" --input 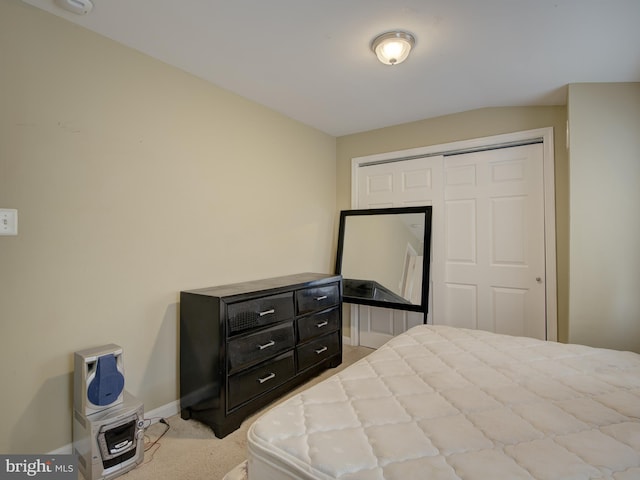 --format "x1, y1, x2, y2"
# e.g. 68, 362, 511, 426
121, 344, 373, 480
